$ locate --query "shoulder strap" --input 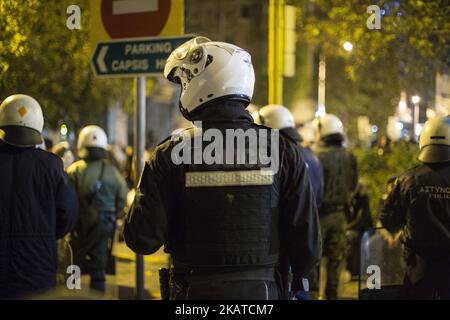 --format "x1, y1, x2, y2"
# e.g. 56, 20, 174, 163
81, 160, 106, 205
98, 159, 106, 183
92, 160, 106, 196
